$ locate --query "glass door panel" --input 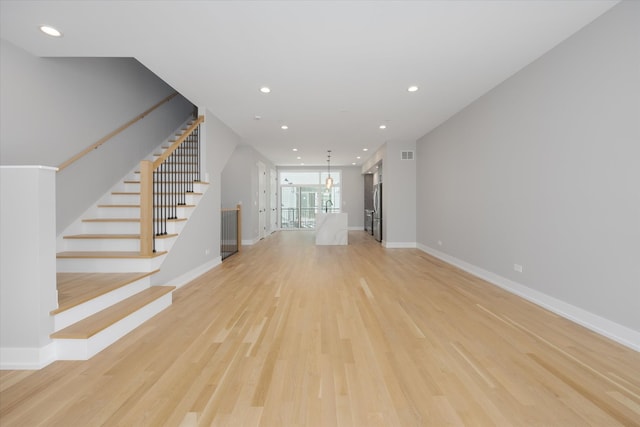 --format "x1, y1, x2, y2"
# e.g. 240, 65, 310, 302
280, 186, 298, 229
279, 170, 341, 229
